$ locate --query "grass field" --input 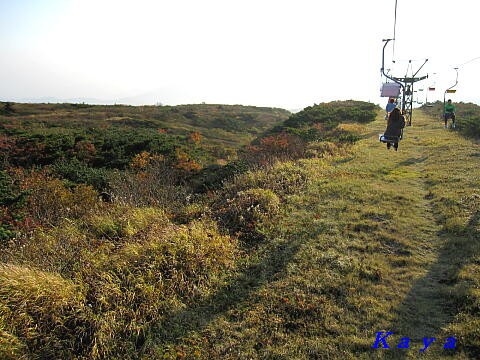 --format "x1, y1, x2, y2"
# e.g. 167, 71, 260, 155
149, 110, 479, 359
